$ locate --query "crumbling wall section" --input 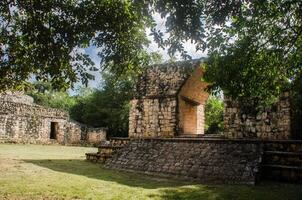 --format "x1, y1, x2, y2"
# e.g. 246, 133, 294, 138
0, 94, 107, 145
224, 92, 291, 139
